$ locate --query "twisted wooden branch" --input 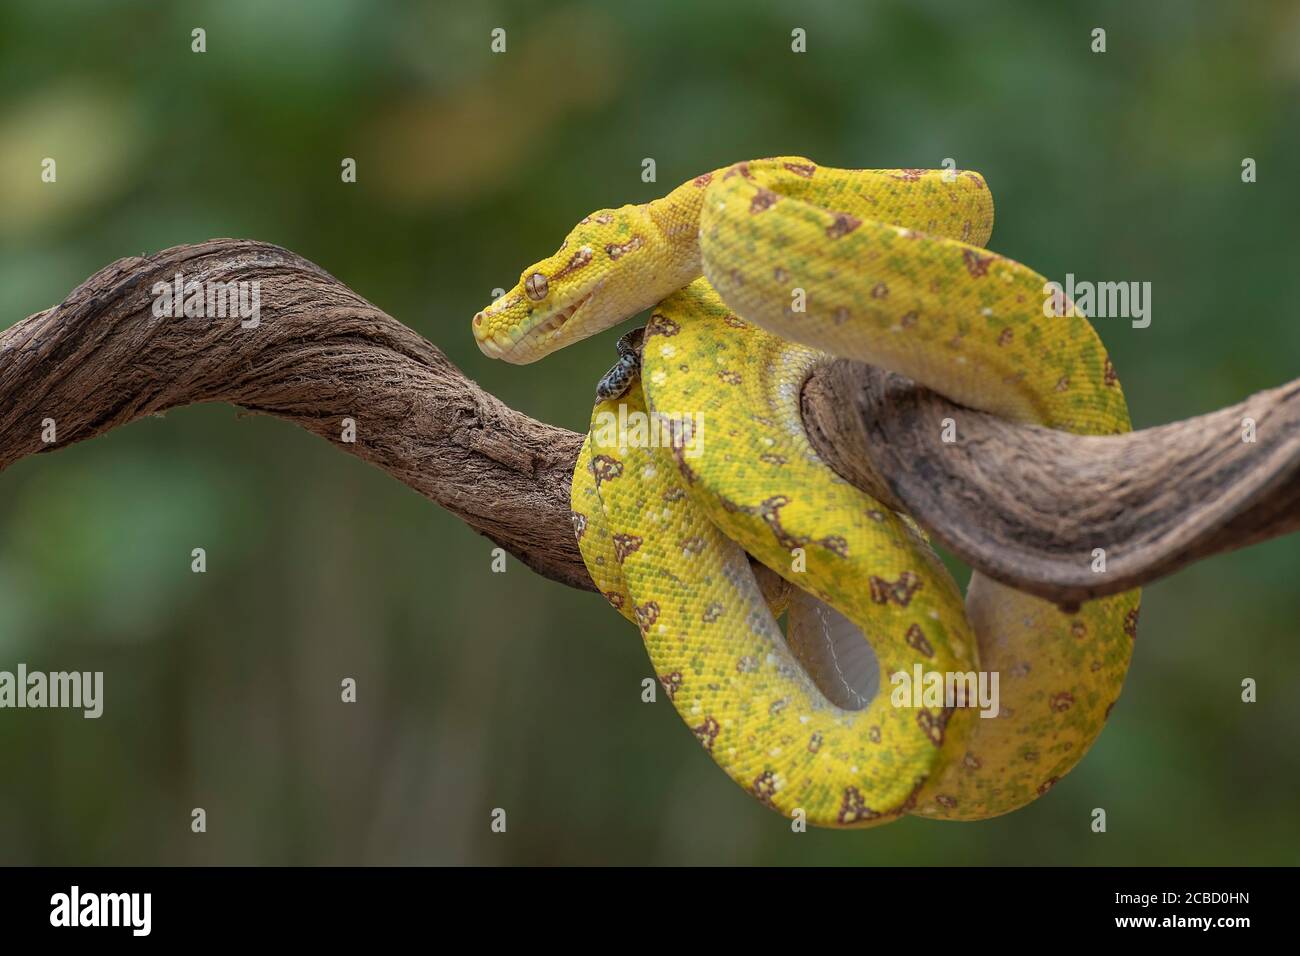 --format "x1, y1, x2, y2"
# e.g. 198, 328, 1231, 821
803, 363, 1300, 607
2, 239, 1296, 604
